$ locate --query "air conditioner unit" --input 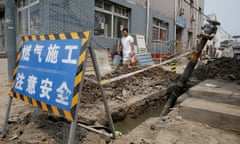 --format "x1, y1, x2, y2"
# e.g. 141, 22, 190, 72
179, 8, 184, 16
